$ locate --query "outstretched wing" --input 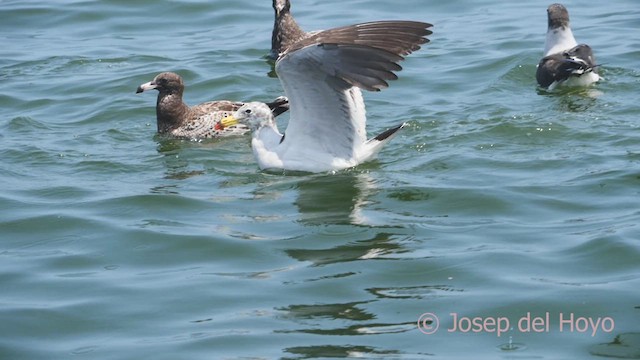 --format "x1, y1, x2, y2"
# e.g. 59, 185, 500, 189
275, 21, 432, 160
